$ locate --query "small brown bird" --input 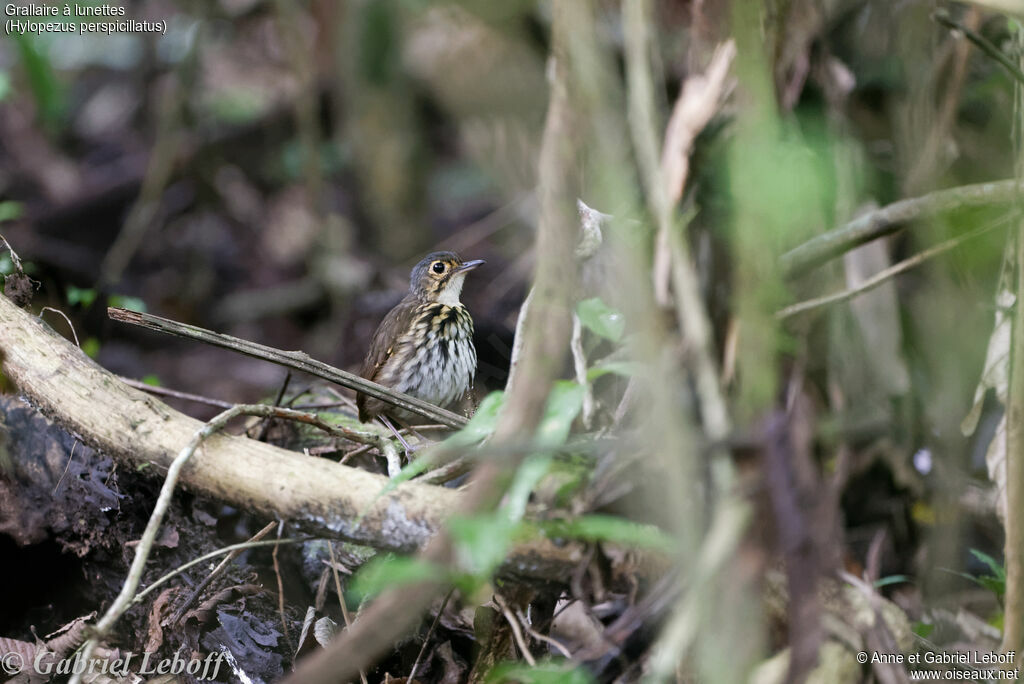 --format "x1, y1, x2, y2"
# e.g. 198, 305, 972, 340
356, 251, 484, 427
